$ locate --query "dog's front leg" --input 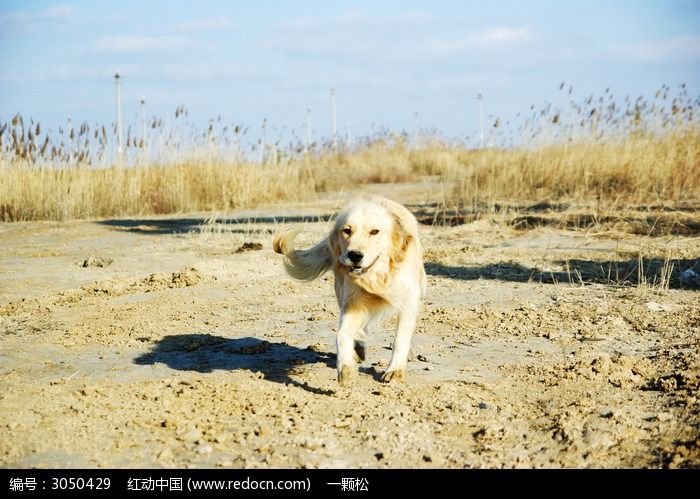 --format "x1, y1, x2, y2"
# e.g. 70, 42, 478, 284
382, 305, 418, 383
336, 308, 366, 385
